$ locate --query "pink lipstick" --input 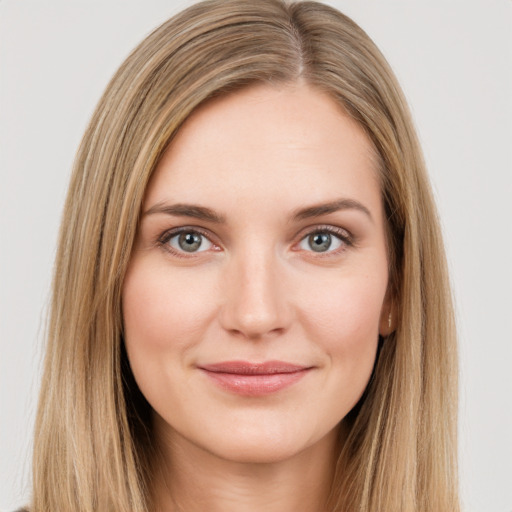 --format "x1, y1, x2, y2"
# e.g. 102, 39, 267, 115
198, 360, 312, 396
